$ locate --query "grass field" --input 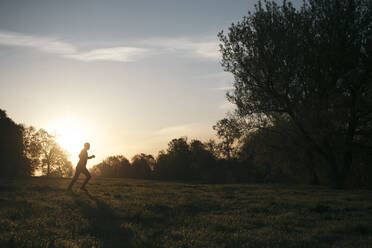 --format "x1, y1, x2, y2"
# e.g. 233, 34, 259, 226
0, 177, 371, 248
